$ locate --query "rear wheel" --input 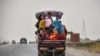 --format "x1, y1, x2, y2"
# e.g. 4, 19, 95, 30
38, 51, 41, 56
62, 51, 65, 56
55, 51, 65, 56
